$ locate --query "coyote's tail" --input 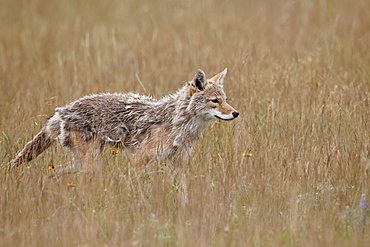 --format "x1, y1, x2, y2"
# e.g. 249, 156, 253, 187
9, 115, 60, 168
